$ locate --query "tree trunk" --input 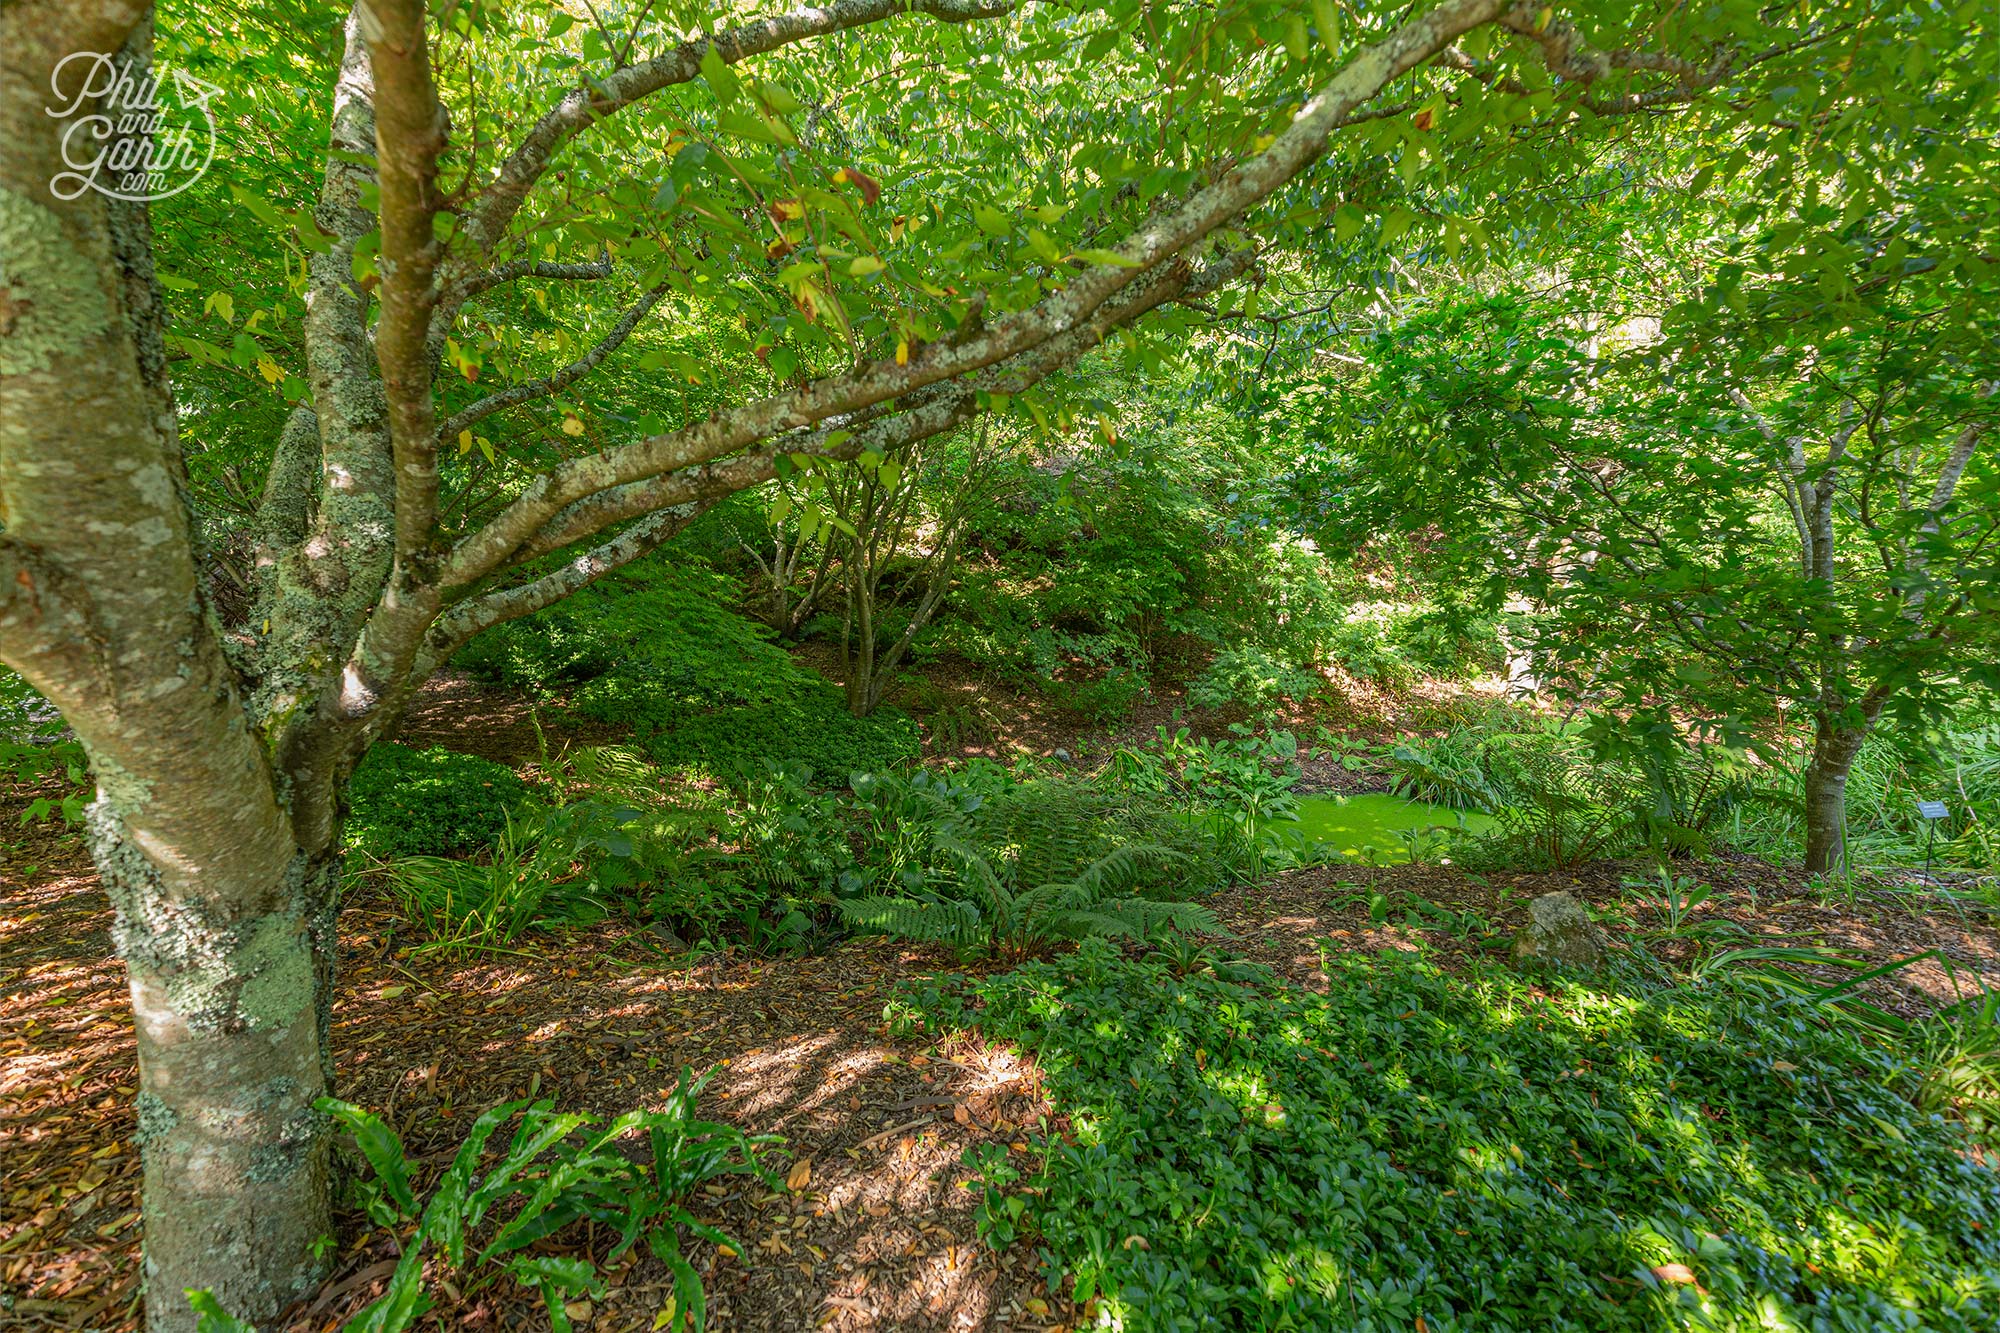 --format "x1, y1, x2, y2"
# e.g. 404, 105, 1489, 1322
1, 23, 340, 1325
104, 831, 341, 1330
1801, 719, 1870, 876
